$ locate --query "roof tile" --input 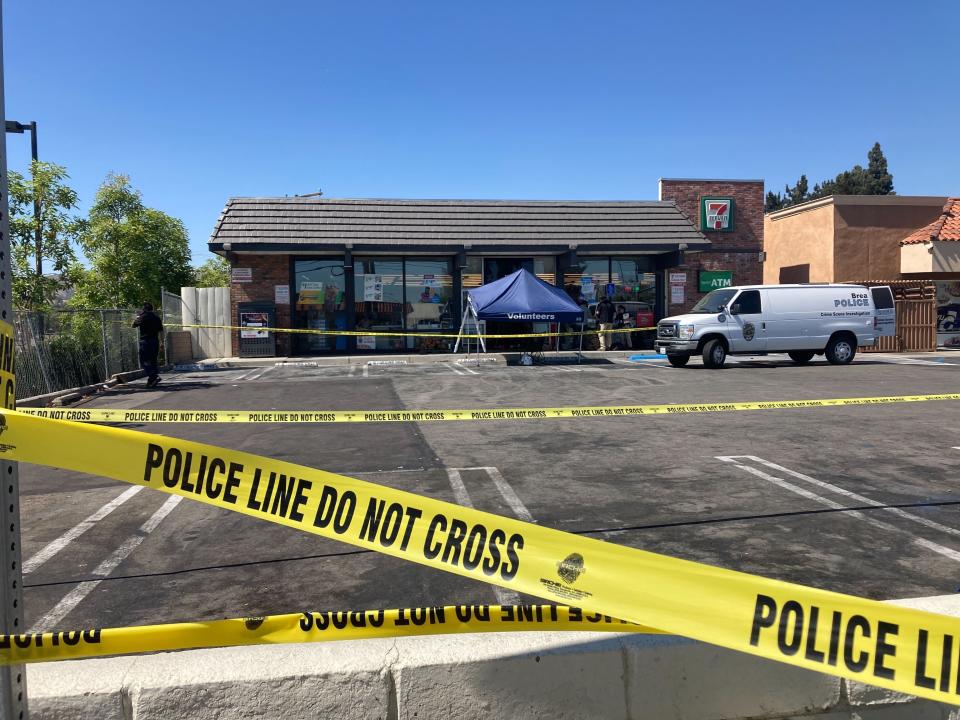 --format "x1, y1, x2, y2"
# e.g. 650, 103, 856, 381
901, 198, 960, 244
